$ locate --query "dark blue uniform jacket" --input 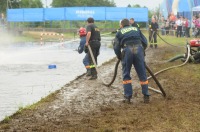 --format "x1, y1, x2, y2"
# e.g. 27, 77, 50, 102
114, 26, 147, 58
